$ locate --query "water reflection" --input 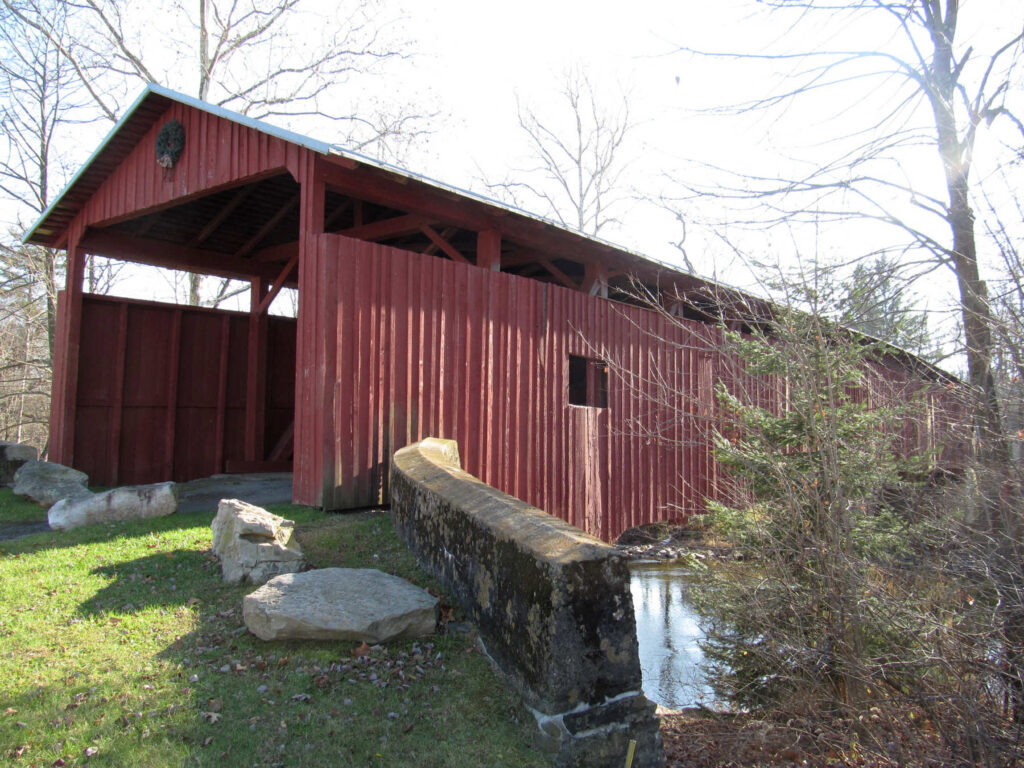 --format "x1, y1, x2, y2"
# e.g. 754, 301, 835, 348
629, 560, 717, 709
